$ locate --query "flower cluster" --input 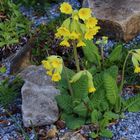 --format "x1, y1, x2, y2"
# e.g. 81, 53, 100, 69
42, 56, 63, 82
56, 2, 100, 47
131, 49, 140, 73
70, 70, 96, 93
